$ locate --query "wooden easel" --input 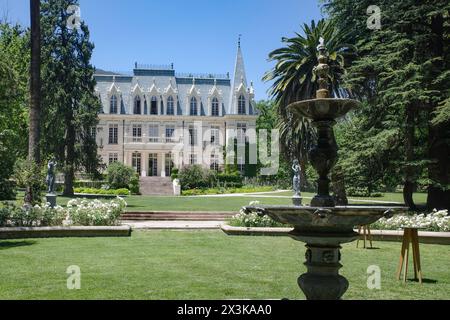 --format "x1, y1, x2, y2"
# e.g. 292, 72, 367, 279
396, 227, 423, 284
356, 225, 373, 249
